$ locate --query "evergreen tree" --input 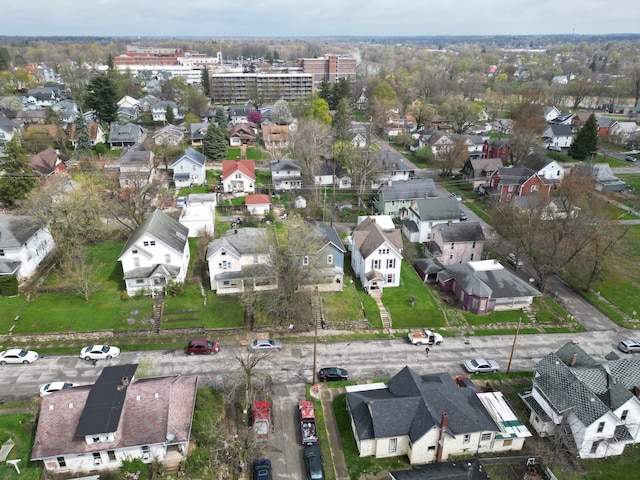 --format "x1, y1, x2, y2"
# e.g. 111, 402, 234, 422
203, 124, 228, 160
569, 113, 598, 160
84, 76, 118, 123
0, 46, 10, 71
214, 107, 227, 127
318, 79, 332, 106
0, 136, 37, 207
331, 98, 351, 142
74, 114, 92, 157
330, 78, 352, 110
201, 68, 210, 97
165, 104, 175, 124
